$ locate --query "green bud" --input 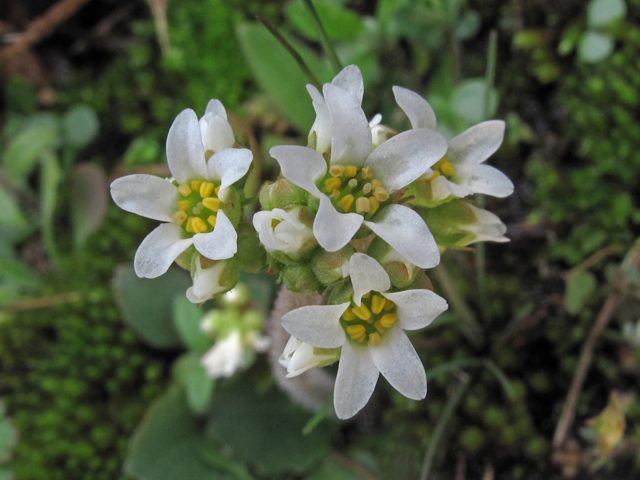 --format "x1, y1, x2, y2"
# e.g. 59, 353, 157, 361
310, 244, 355, 285
241, 310, 264, 331
404, 176, 453, 208
218, 282, 250, 307
222, 186, 242, 227
259, 177, 307, 210
282, 264, 321, 293
328, 280, 354, 305
367, 237, 417, 288
236, 224, 267, 273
